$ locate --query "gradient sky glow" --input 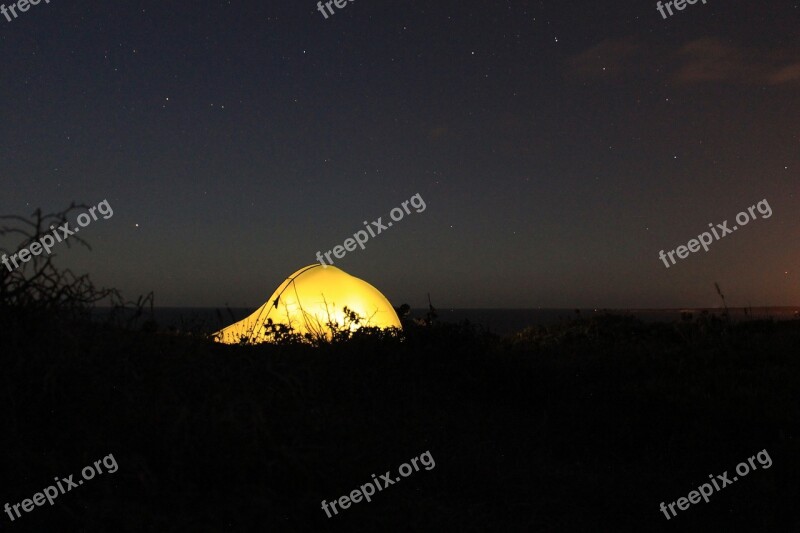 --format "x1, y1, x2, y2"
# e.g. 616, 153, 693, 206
1, 1, 797, 309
